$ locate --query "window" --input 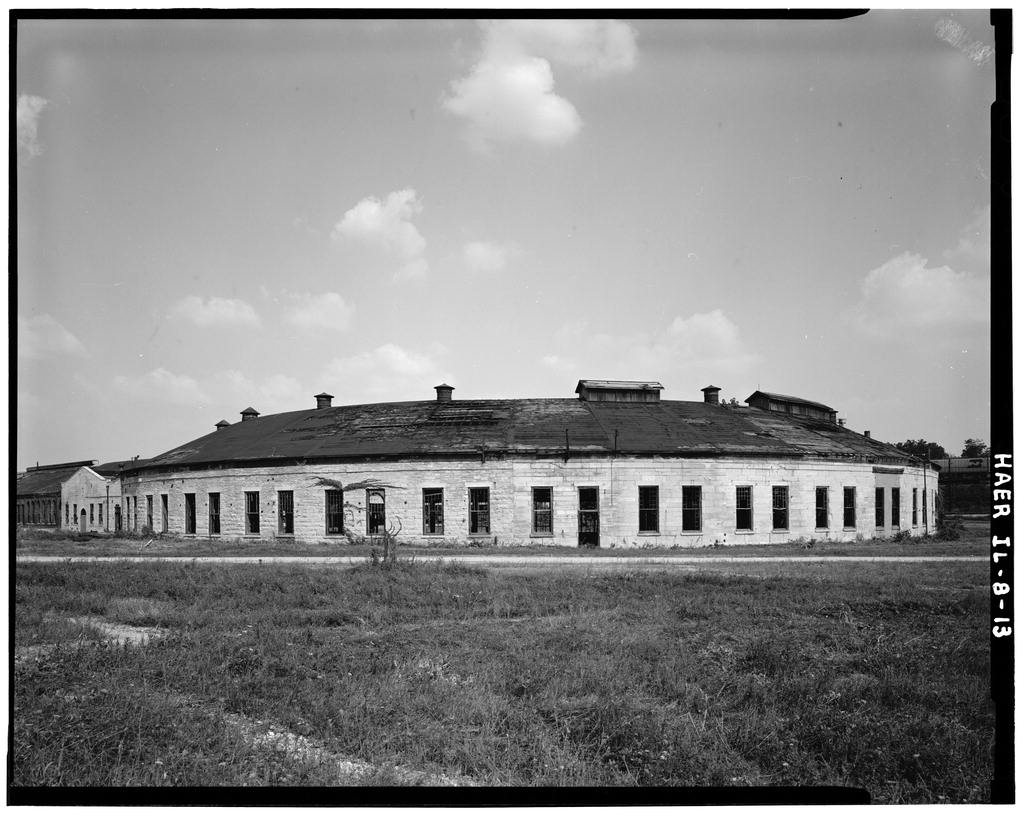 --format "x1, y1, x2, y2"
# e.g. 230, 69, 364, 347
133, 497, 139, 532
161, 494, 169, 533
65, 502, 69, 525
98, 504, 103, 526
922, 489, 928, 527
208, 493, 221, 535
891, 487, 900, 527
244, 491, 260, 535
90, 504, 95, 524
469, 487, 490, 534
912, 488, 918, 525
736, 486, 752, 530
146, 496, 153, 530
325, 489, 345, 535
815, 487, 828, 529
278, 490, 294, 535
682, 486, 702, 532
185, 493, 196, 534
639, 486, 659, 533
422, 488, 444, 534
367, 489, 385, 535
532, 487, 553, 535
843, 487, 856, 528
875, 487, 885, 528
772, 486, 789, 531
